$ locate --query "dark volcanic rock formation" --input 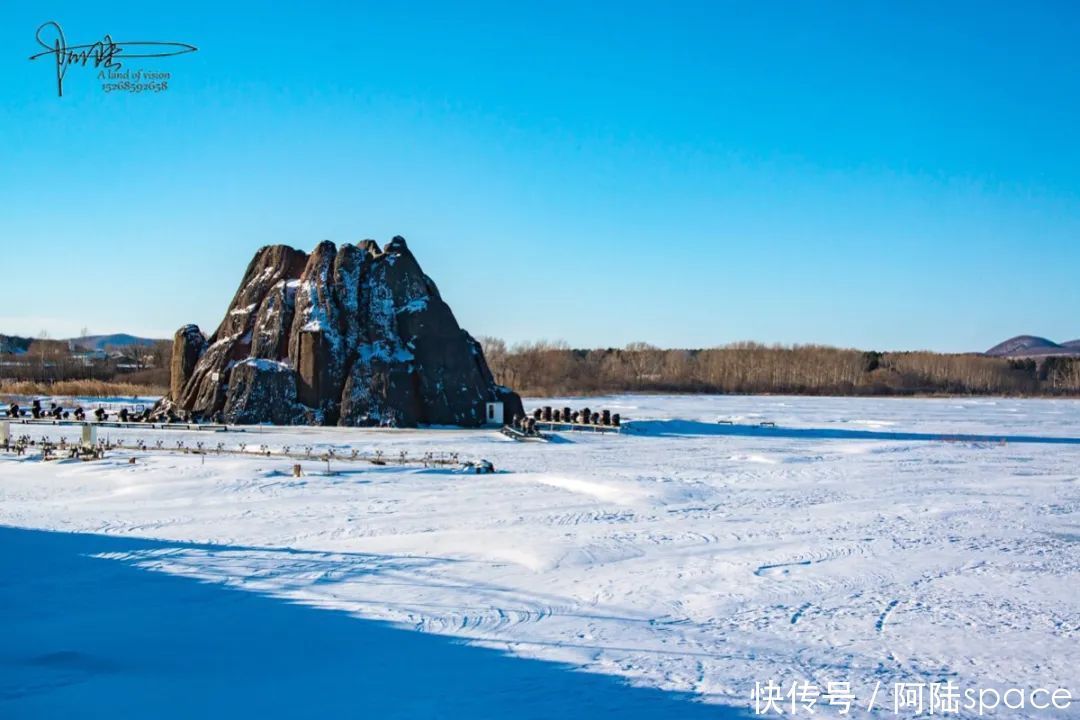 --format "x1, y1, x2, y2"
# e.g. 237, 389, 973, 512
157, 237, 523, 427
170, 325, 208, 400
